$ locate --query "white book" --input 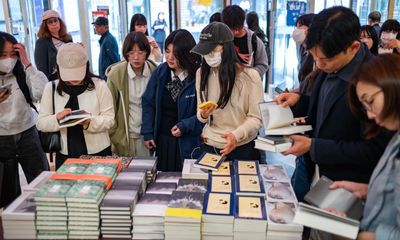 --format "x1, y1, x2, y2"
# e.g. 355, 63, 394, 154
259, 102, 312, 135
182, 159, 208, 180
59, 109, 91, 124
293, 202, 359, 239
2, 192, 35, 221
255, 139, 292, 152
